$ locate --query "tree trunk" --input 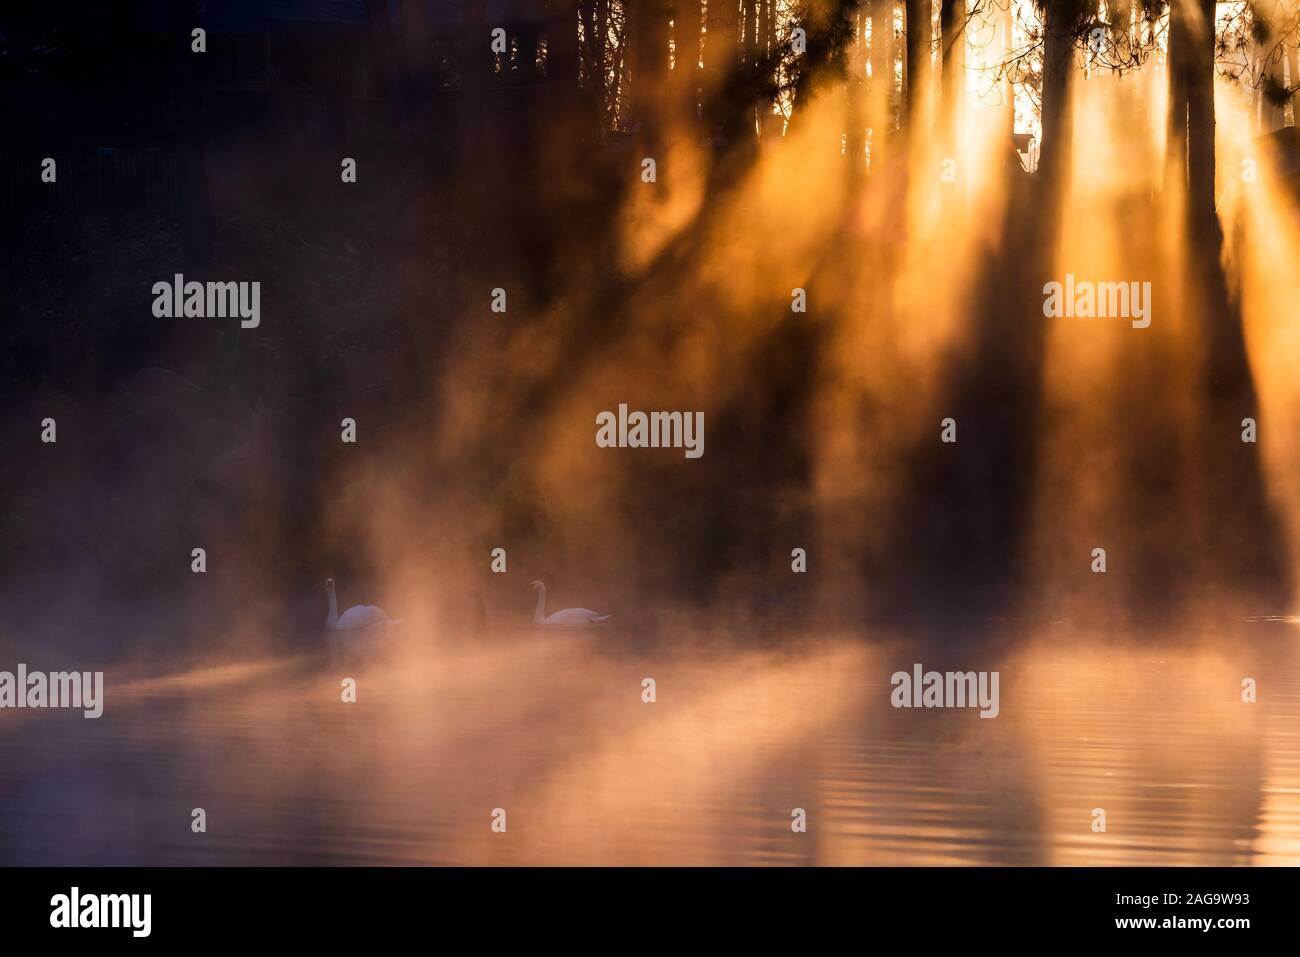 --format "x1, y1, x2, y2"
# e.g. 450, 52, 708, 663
1002, 0, 1014, 139
744, 0, 759, 139
459, 0, 489, 154
1288, 42, 1299, 126
1185, 0, 1216, 226
632, 0, 673, 148
1260, 4, 1287, 132
706, 0, 741, 142
546, 1, 581, 105
596, 0, 611, 128
457, 0, 491, 253
868, 0, 894, 166
680, 2, 708, 132
1167, 0, 1190, 186
399, 0, 431, 134
171, 1, 210, 273
902, 0, 929, 126
578, 0, 597, 114
363, 0, 396, 103
846, 3, 867, 173
939, 0, 965, 162
759, 0, 777, 137
1038, 1, 1079, 183
1183, 2, 1286, 608
517, 22, 542, 79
